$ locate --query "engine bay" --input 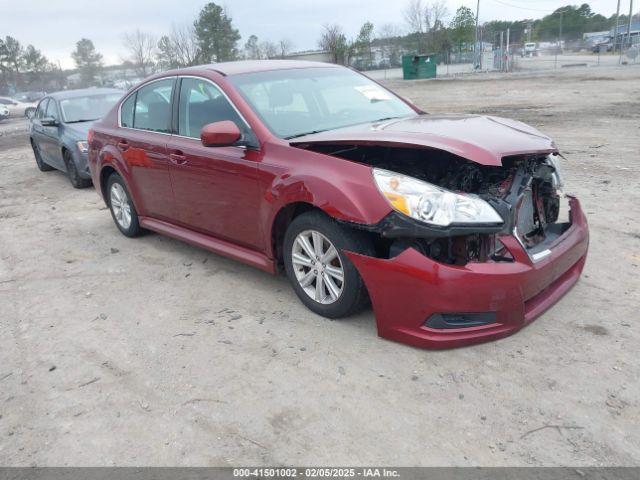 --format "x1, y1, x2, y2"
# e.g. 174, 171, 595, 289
301, 144, 570, 265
